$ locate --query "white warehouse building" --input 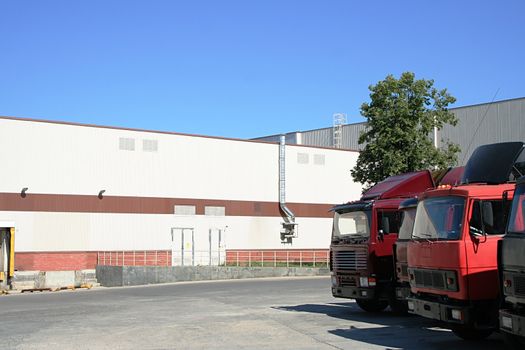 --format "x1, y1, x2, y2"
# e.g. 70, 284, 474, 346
0, 116, 361, 273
